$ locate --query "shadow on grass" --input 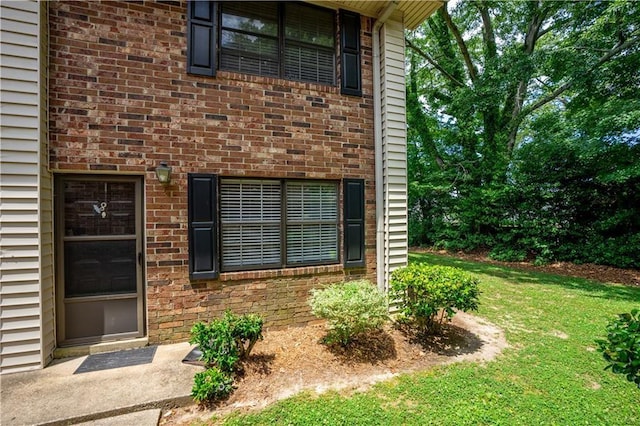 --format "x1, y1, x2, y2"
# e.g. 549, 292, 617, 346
324, 330, 397, 365
410, 252, 640, 304
395, 322, 484, 357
